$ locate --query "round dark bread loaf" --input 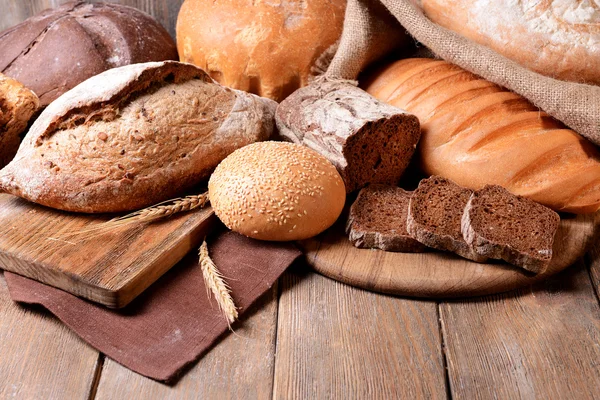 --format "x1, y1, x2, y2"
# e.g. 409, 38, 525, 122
0, 1, 178, 107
